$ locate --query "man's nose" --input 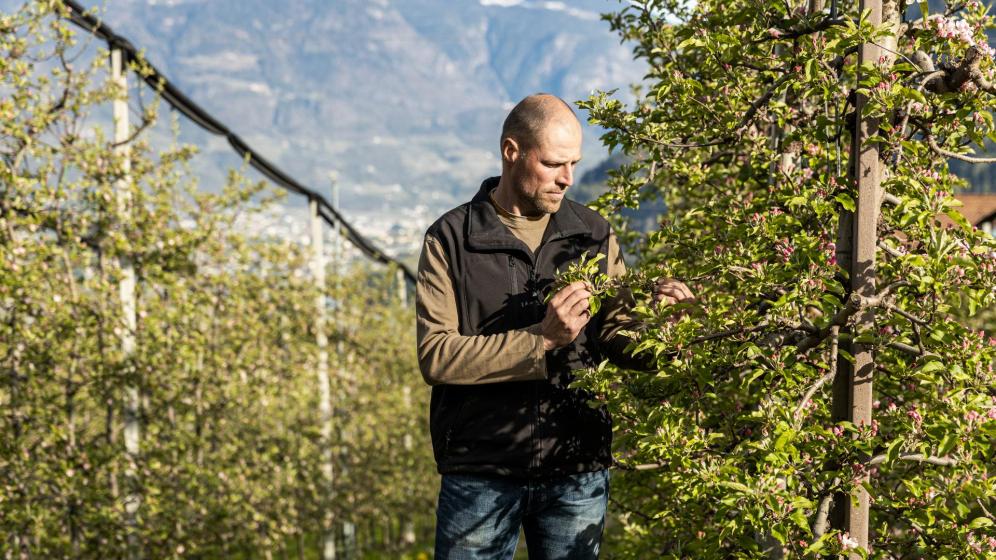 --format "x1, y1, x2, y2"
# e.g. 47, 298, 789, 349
558, 165, 573, 188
